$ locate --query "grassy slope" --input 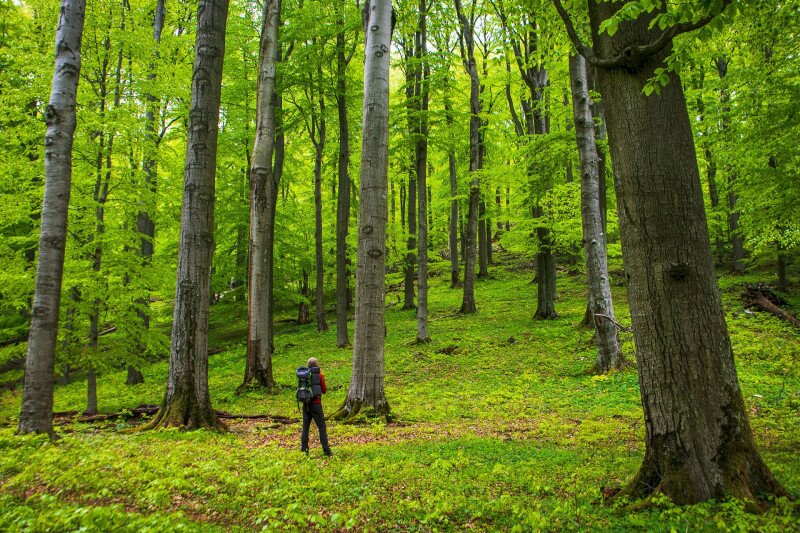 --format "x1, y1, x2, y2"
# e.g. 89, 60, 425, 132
0, 256, 798, 531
